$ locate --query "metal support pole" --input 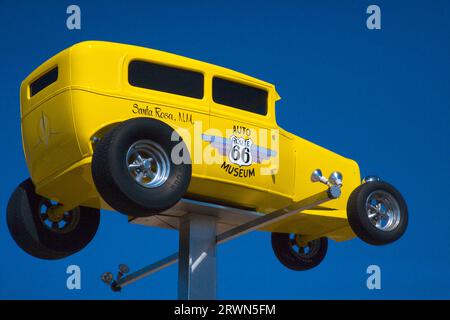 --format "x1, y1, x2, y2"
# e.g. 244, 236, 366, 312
177, 214, 217, 300
105, 185, 341, 296
217, 187, 340, 244
110, 253, 178, 290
